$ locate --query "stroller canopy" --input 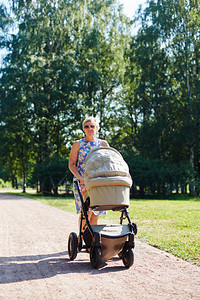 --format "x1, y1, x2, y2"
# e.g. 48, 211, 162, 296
84, 147, 132, 191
